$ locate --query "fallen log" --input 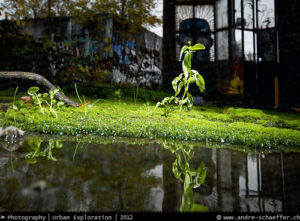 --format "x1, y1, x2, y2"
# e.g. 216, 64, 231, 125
0, 71, 79, 107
